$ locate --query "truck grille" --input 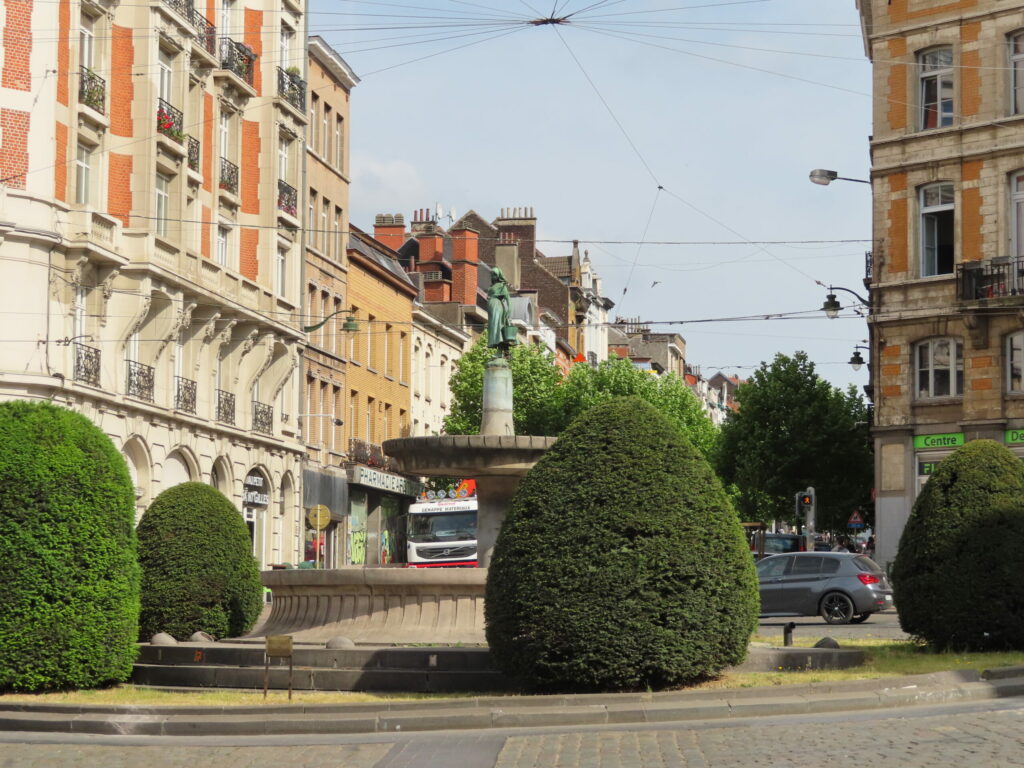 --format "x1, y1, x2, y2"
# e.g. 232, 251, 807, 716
416, 545, 476, 560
